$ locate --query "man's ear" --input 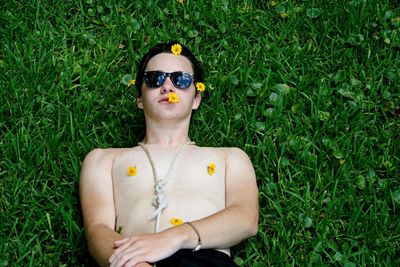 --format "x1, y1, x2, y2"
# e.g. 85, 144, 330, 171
137, 96, 144, 109
192, 92, 202, 110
